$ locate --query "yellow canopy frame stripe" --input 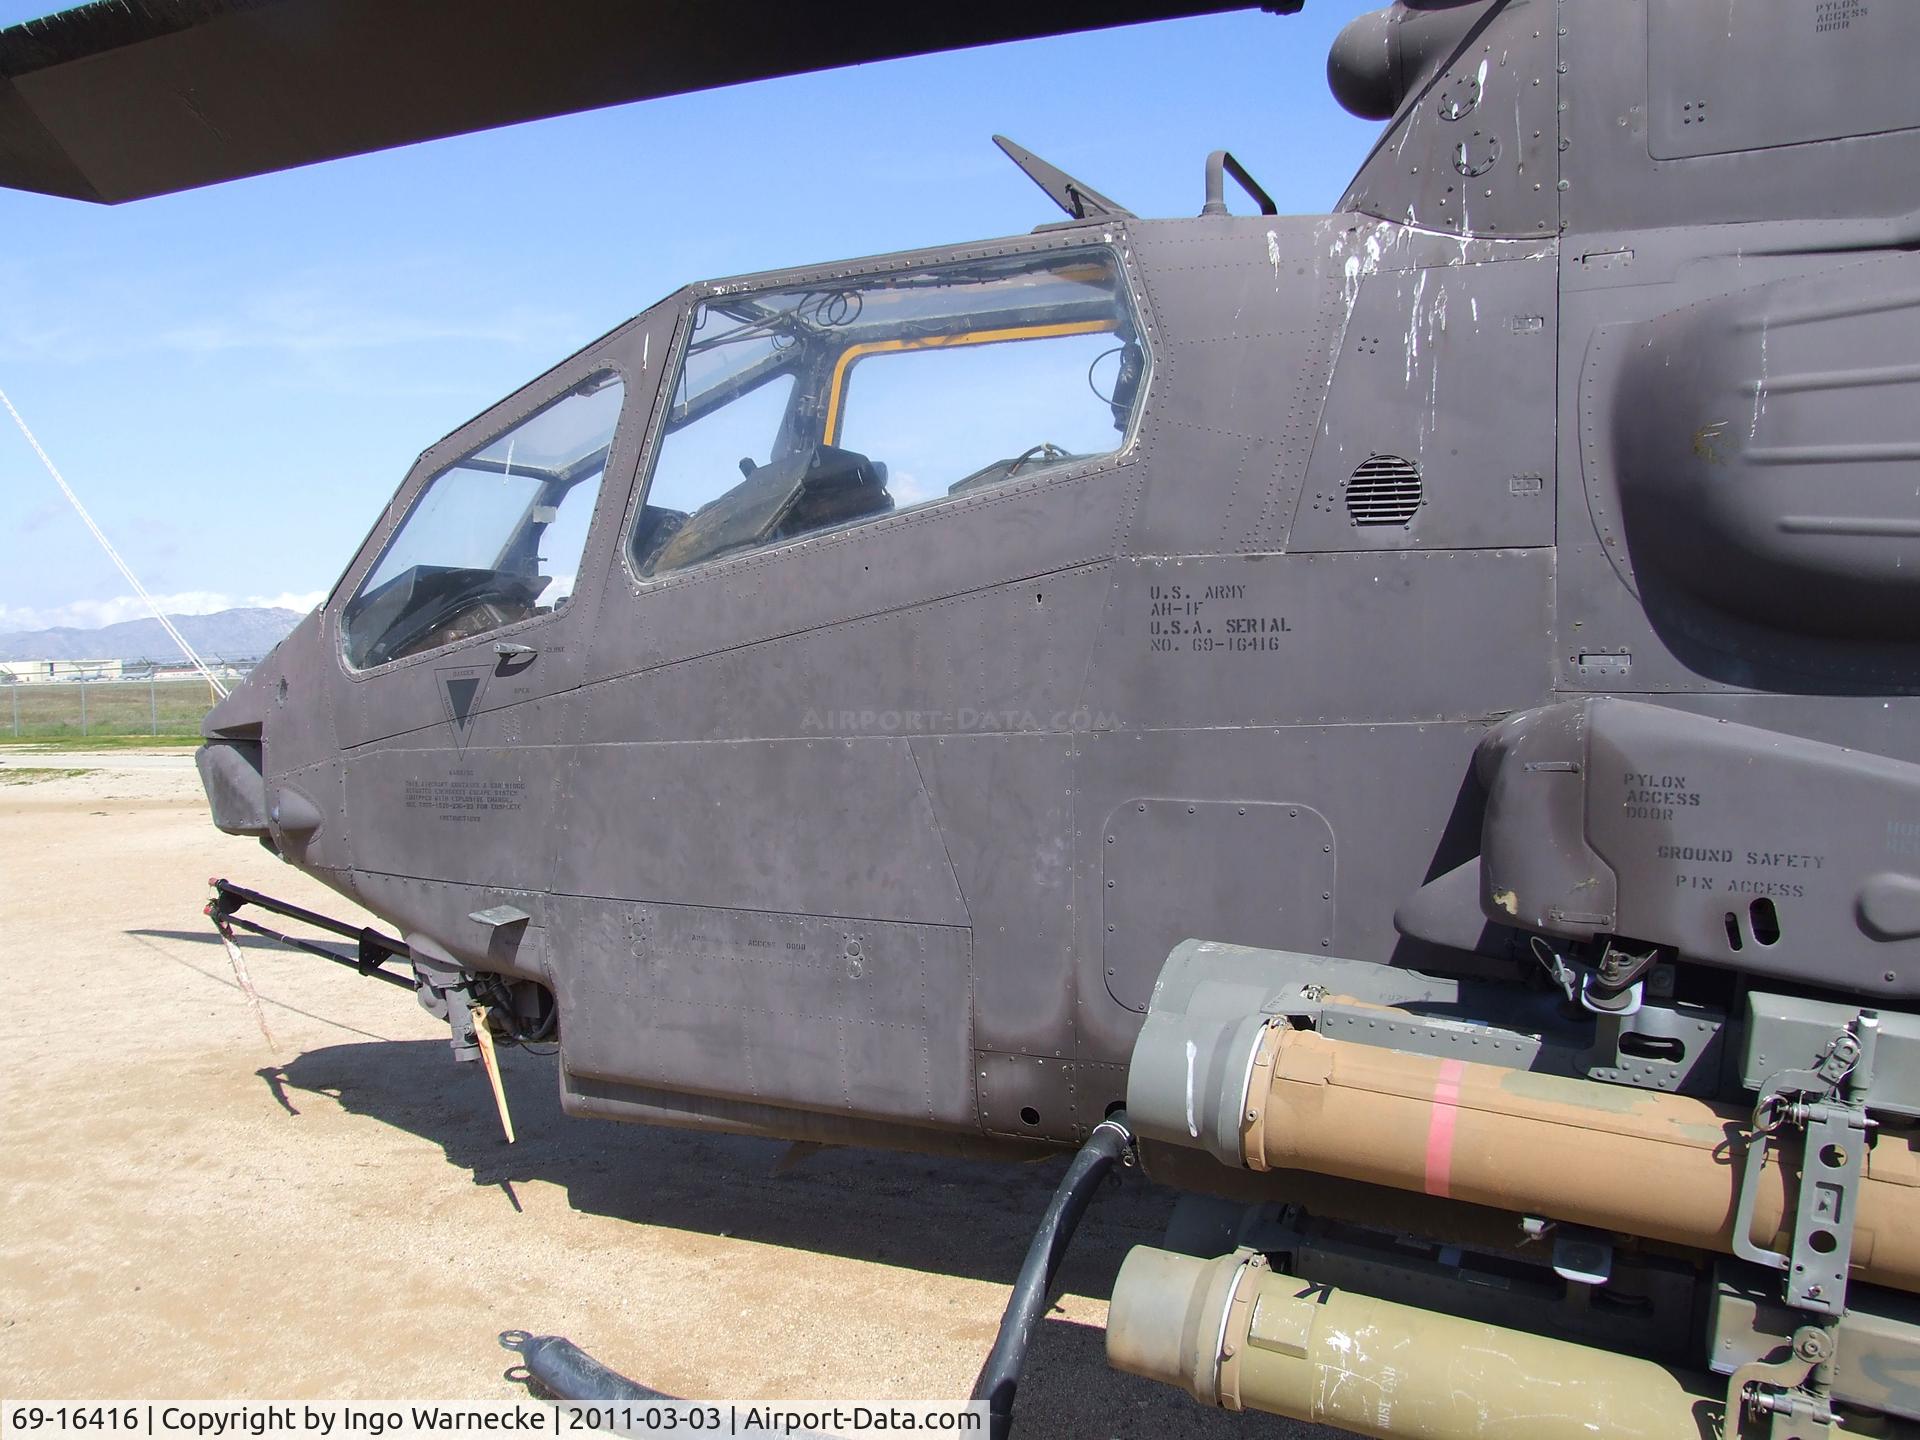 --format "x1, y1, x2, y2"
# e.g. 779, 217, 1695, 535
821, 318, 1116, 446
